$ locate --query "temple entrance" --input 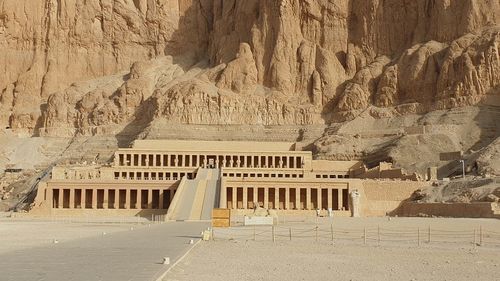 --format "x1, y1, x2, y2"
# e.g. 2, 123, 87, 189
208, 158, 215, 168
